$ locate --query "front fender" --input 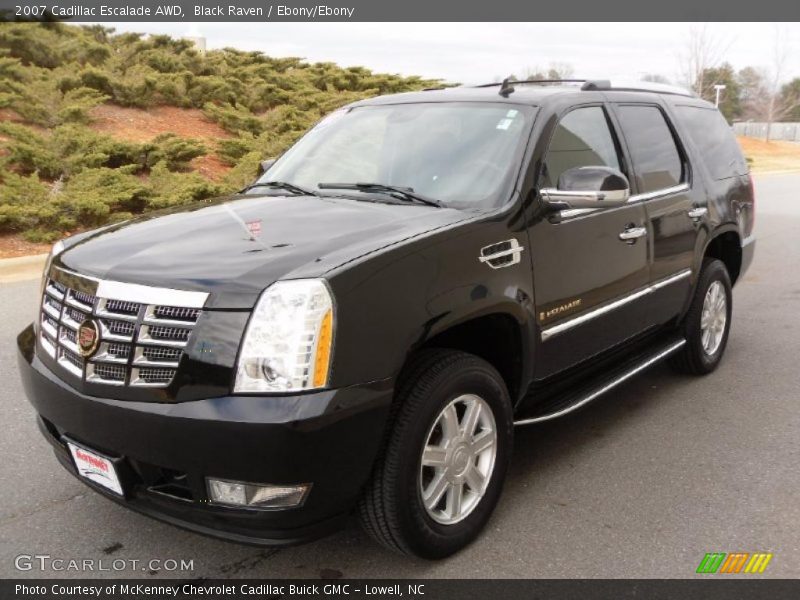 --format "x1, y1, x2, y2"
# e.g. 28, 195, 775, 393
325, 217, 536, 393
